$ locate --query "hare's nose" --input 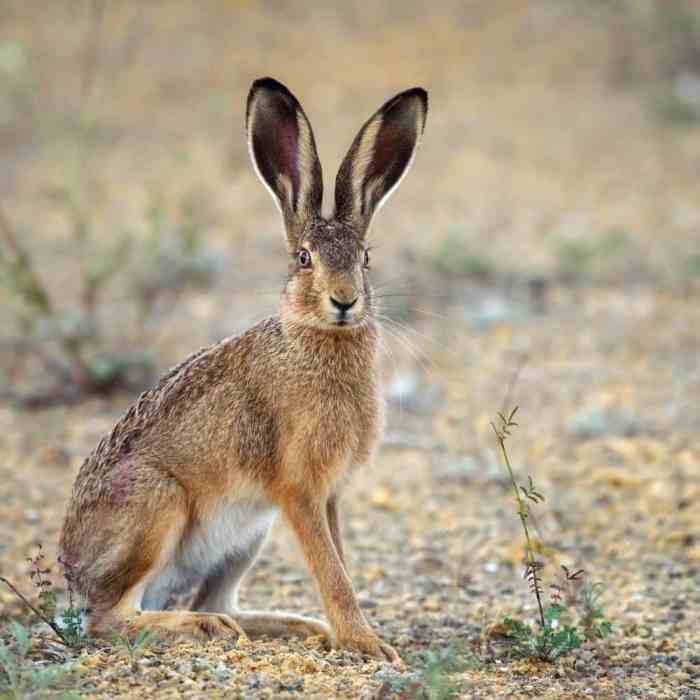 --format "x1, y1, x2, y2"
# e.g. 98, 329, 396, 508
330, 297, 358, 312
